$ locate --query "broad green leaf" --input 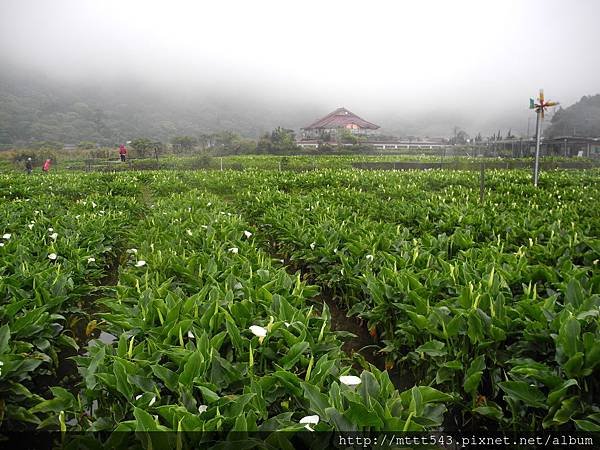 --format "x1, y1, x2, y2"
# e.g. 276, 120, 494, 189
498, 381, 547, 409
